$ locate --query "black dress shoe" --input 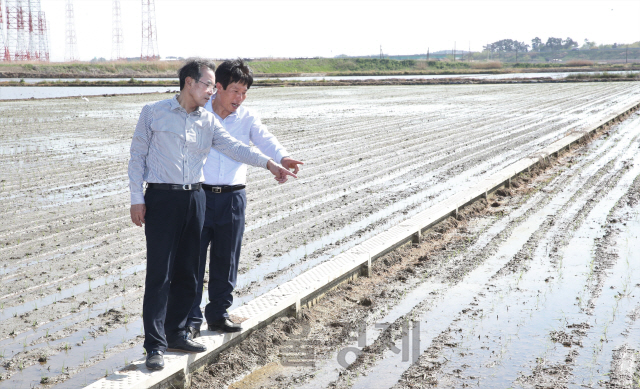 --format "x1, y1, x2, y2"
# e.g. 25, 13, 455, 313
145, 350, 164, 370
167, 335, 207, 353
186, 326, 200, 339
207, 318, 242, 333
